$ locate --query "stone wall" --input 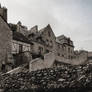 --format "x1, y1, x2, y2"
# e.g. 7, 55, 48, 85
0, 16, 12, 72
14, 51, 32, 67
29, 50, 89, 72
29, 52, 55, 71
16, 21, 28, 36
55, 51, 88, 65
31, 41, 45, 55
71, 51, 88, 65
